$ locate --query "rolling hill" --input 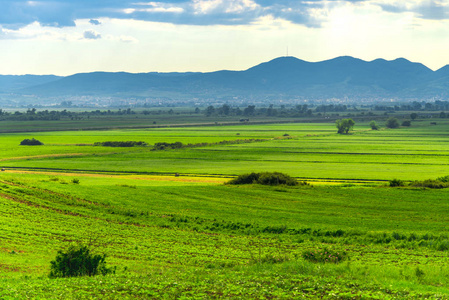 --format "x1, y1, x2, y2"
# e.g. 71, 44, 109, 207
2, 56, 449, 101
